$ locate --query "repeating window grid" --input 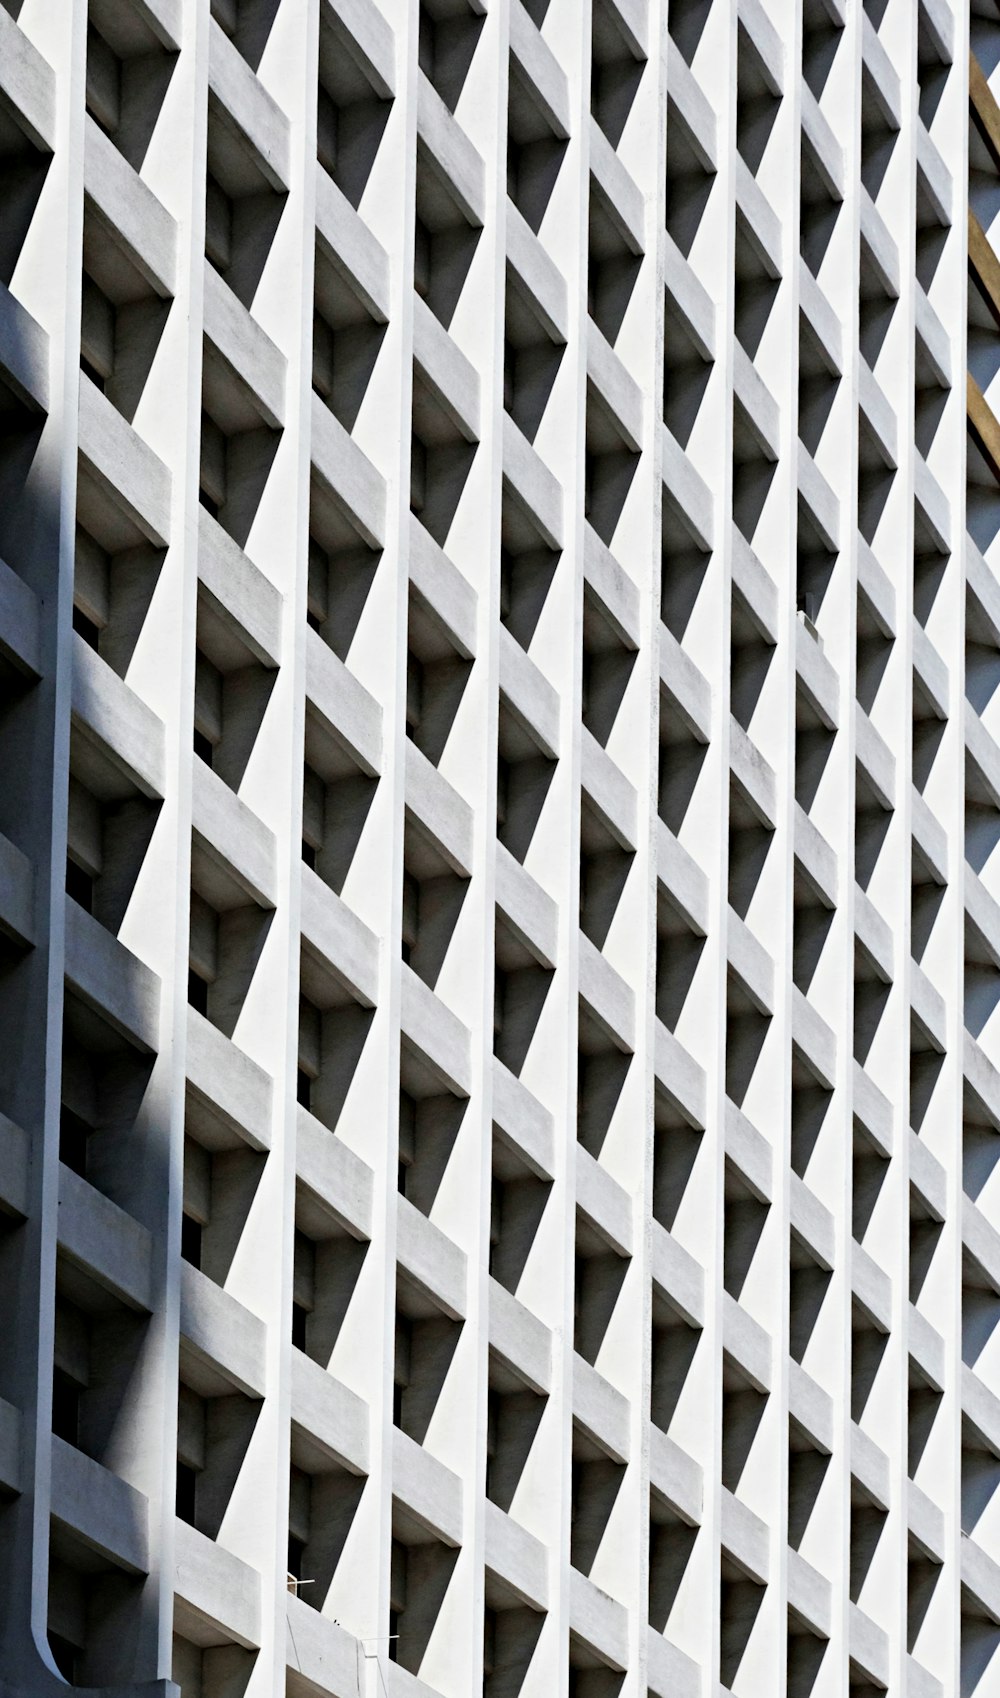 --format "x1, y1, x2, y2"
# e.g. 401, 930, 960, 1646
0, 1, 991, 1696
